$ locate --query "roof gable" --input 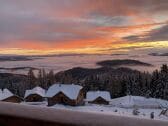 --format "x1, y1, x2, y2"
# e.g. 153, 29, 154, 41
0, 88, 14, 100
86, 91, 111, 101
46, 84, 83, 100
24, 86, 46, 98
